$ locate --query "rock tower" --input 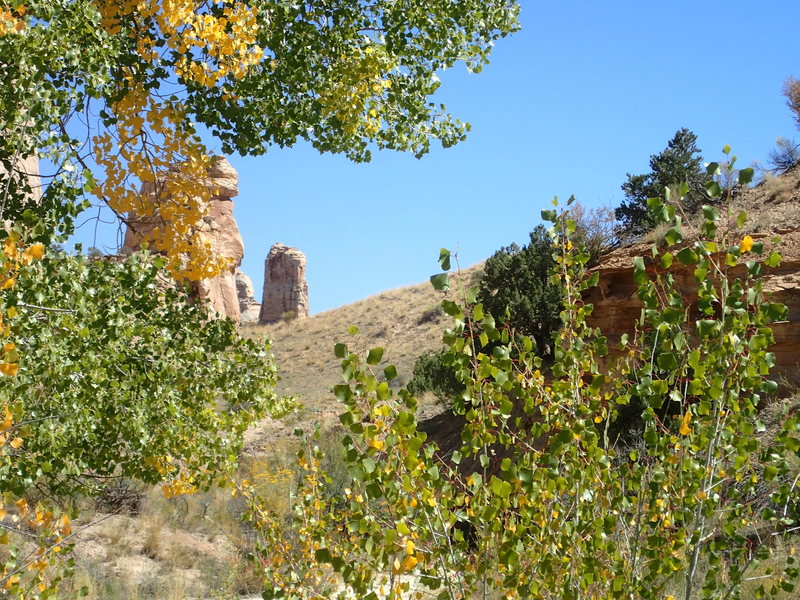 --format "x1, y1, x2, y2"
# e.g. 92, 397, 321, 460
258, 243, 309, 323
